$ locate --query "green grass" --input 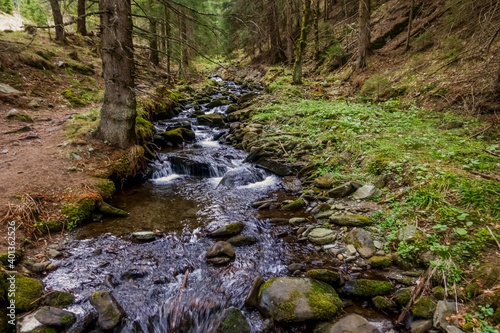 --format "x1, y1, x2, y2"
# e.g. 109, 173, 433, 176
252, 97, 500, 284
